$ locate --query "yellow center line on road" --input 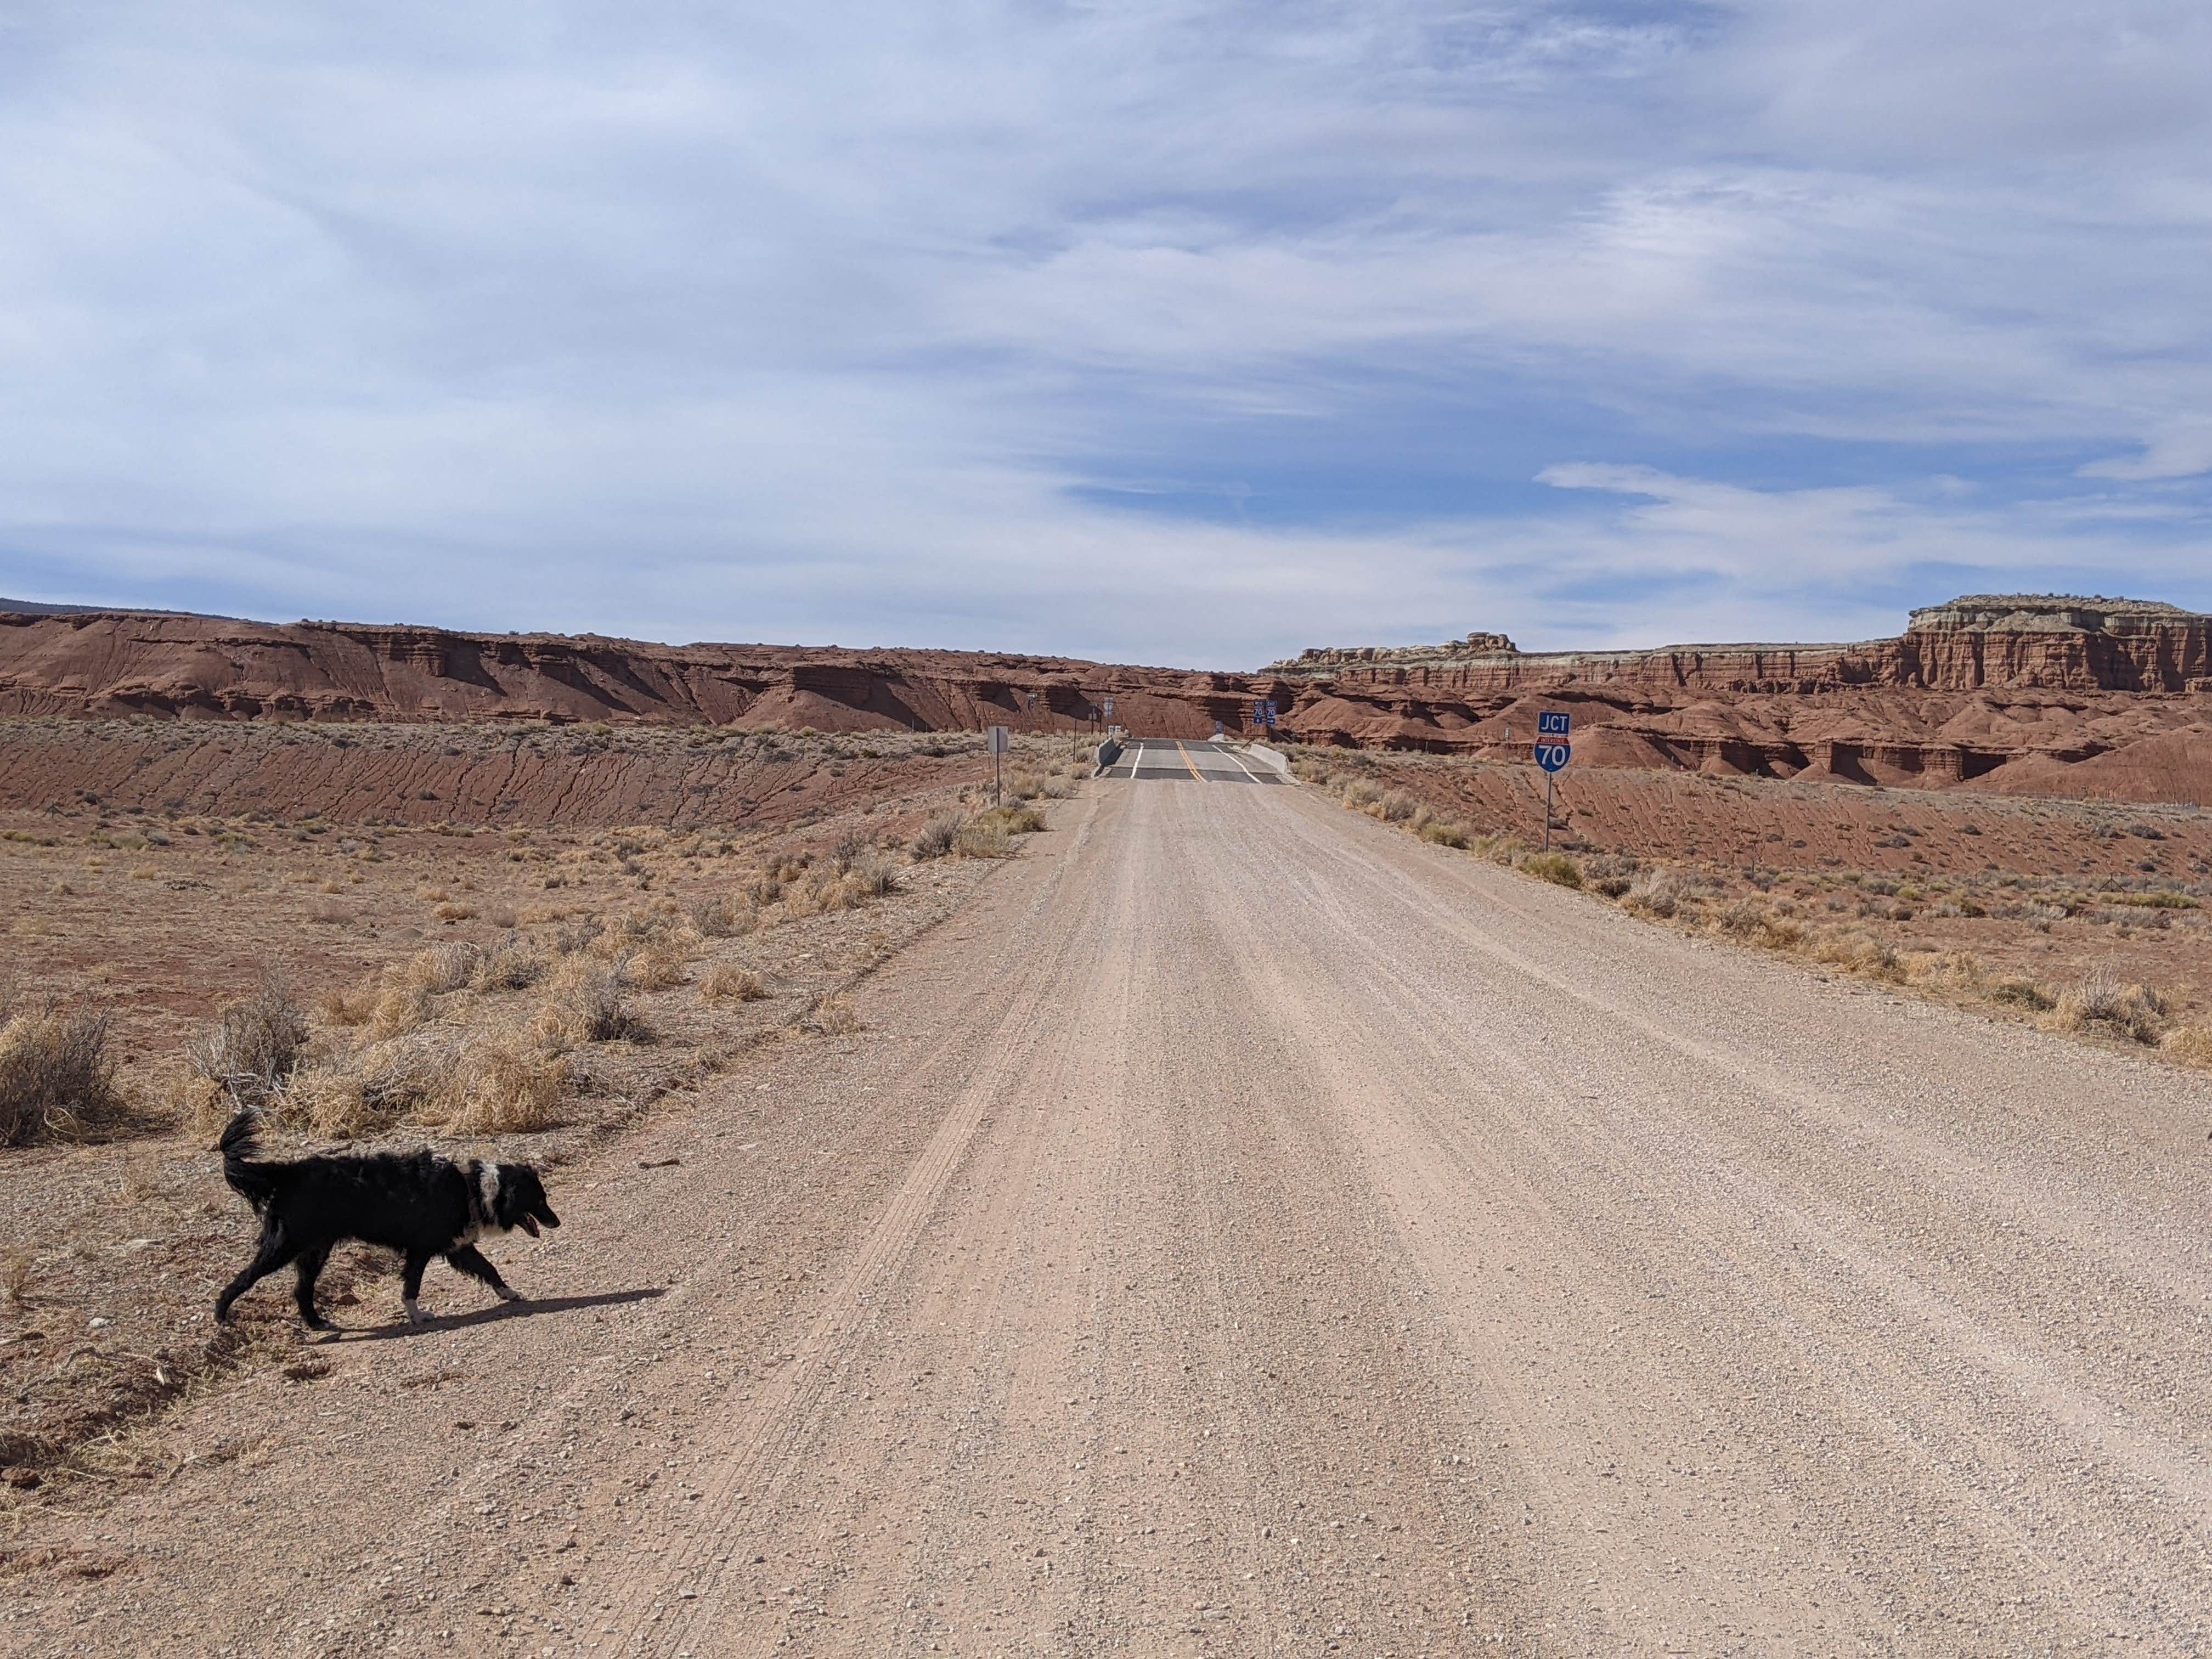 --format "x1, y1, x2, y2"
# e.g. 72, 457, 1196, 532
1175, 741, 1208, 782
